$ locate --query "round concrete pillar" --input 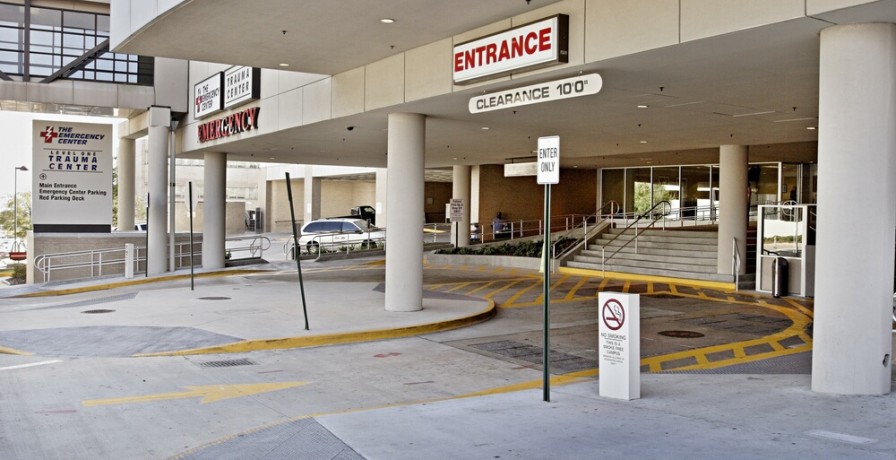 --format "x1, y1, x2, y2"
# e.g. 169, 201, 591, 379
385, 113, 425, 312
117, 137, 136, 232
717, 145, 748, 275
452, 165, 472, 247
812, 23, 896, 395
147, 106, 170, 275
202, 152, 227, 269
